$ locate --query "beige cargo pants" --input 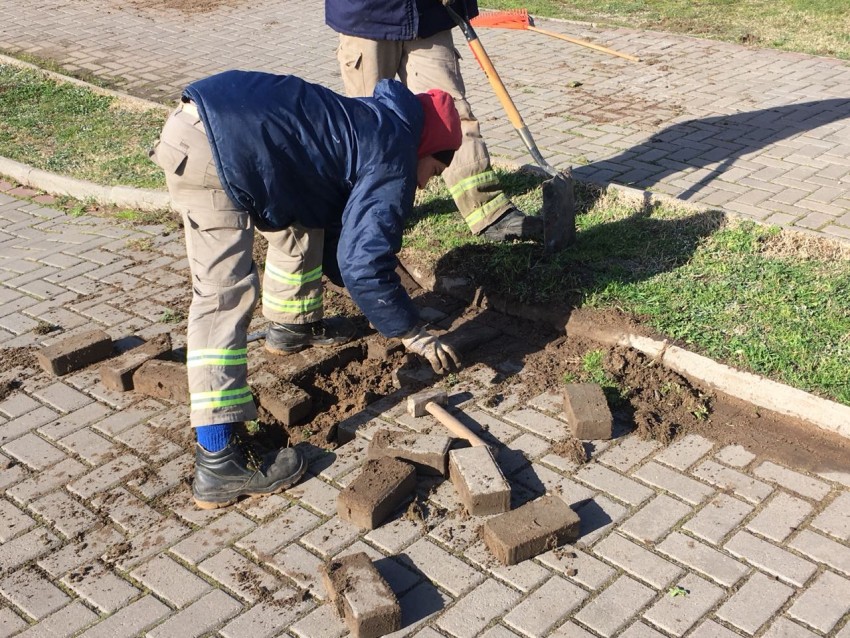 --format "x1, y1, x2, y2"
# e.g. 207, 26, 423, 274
337, 30, 512, 234
151, 103, 325, 427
